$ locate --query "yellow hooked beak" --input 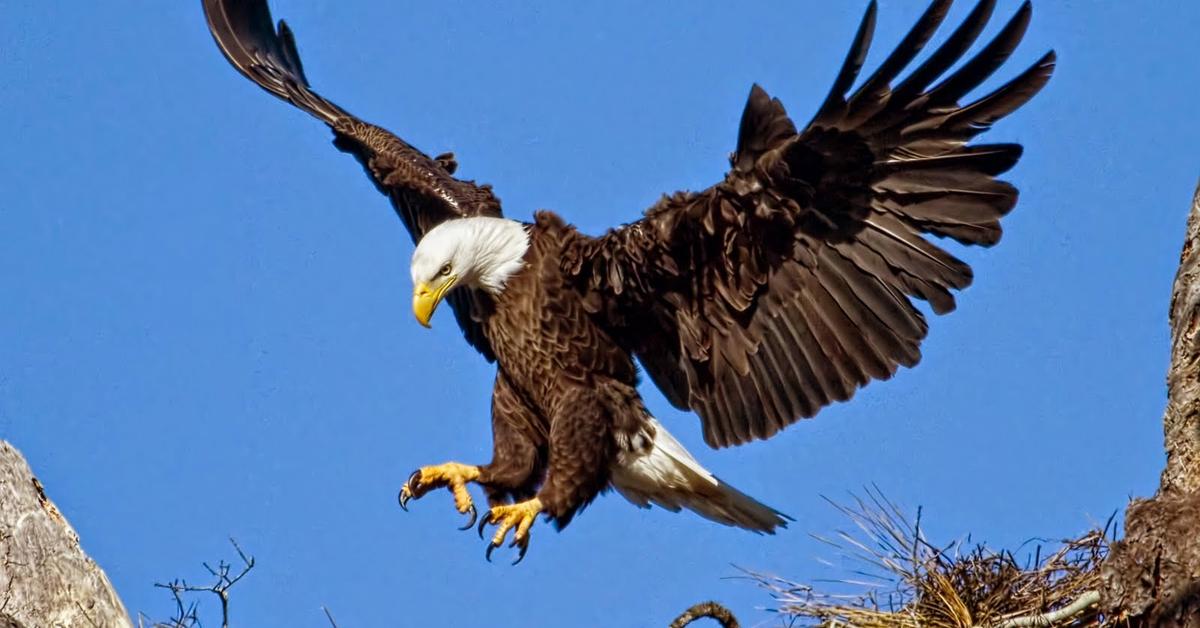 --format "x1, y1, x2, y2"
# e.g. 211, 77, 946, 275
412, 275, 457, 328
